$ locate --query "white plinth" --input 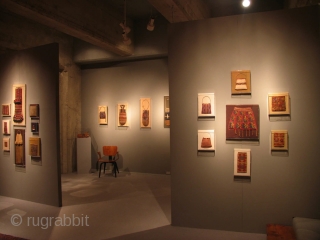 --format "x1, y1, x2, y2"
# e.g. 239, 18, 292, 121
77, 137, 91, 174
